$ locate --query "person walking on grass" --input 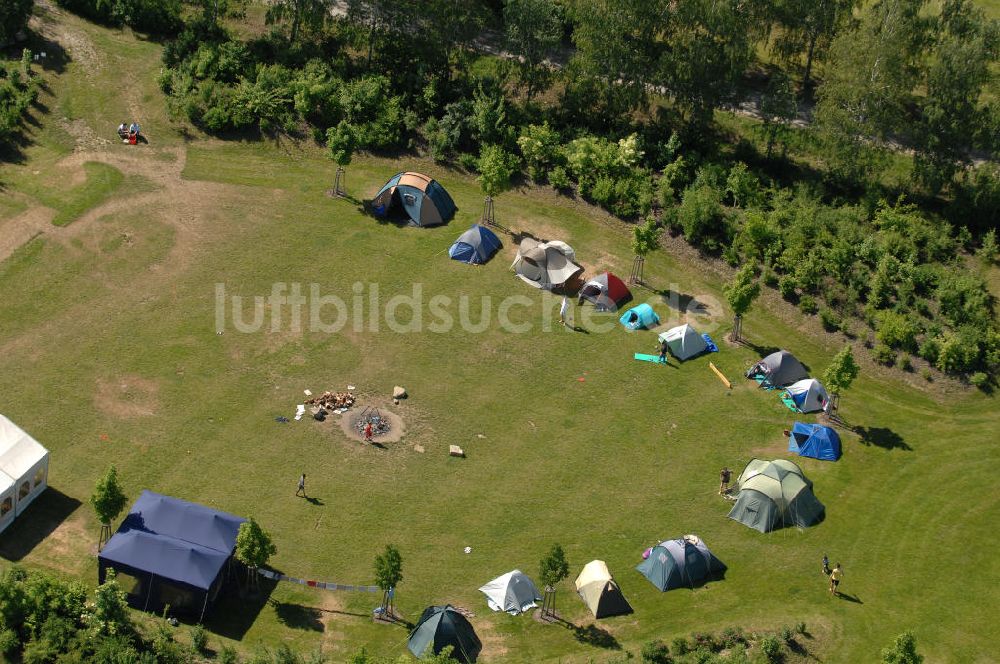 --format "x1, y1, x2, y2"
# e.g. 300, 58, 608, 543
296, 473, 306, 497
719, 467, 732, 495
822, 554, 831, 576
559, 296, 569, 327
829, 562, 843, 596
